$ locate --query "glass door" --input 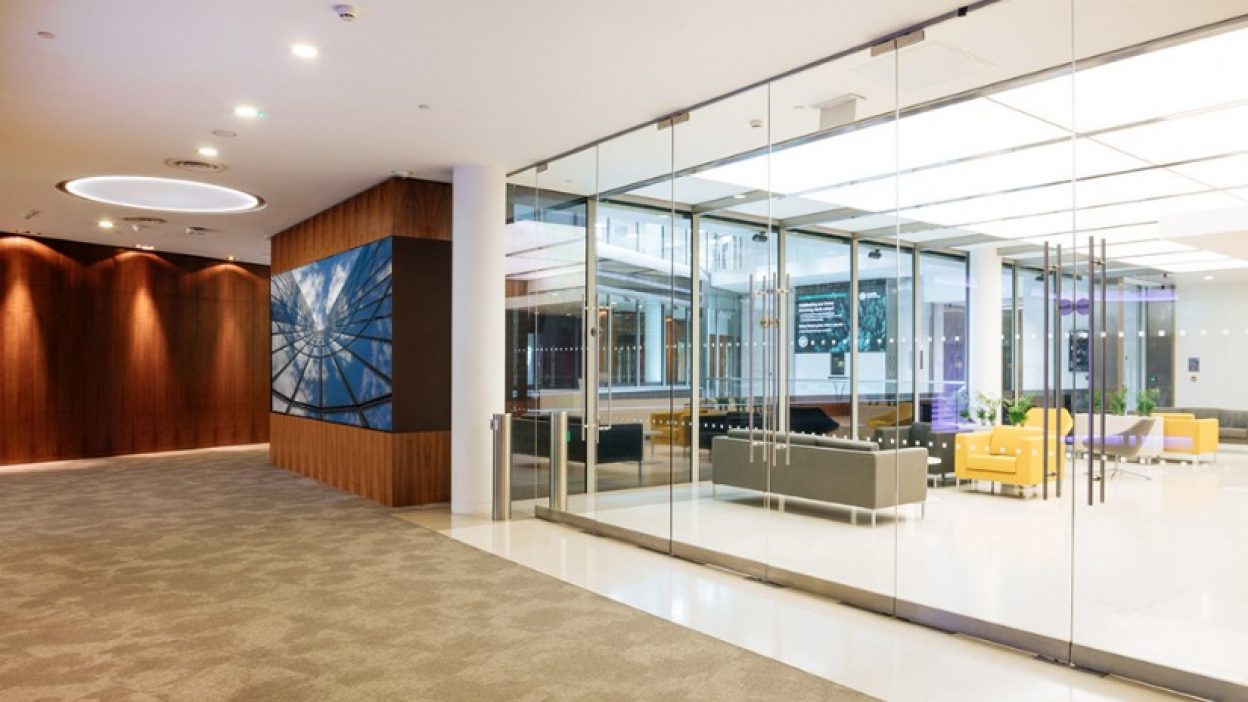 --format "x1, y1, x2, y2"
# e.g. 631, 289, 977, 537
1069, 4, 1248, 695
503, 159, 589, 518
576, 121, 682, 547
891, 0, 1077, 657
